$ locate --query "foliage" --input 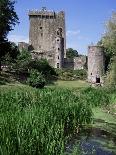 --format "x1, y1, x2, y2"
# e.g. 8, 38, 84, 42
1, 42, 19, 66
0, 86, 93, 155
0, 0, 19, 69
27, 69, 46, 88
66, 48, 78, 59
56, 69, 87, 80
80, 87, 111, 107
13, 49, 32, 73
105, 55, 116, 87
28, 59, 57, 81
0, 0, 19, 42
98, 12, 116, 86
12, 51, 57, 83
